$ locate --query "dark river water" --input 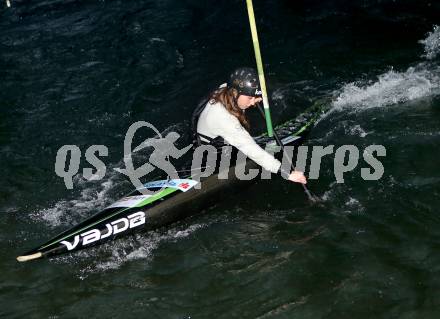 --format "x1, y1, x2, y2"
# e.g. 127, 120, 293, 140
1, 0, 440, 318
